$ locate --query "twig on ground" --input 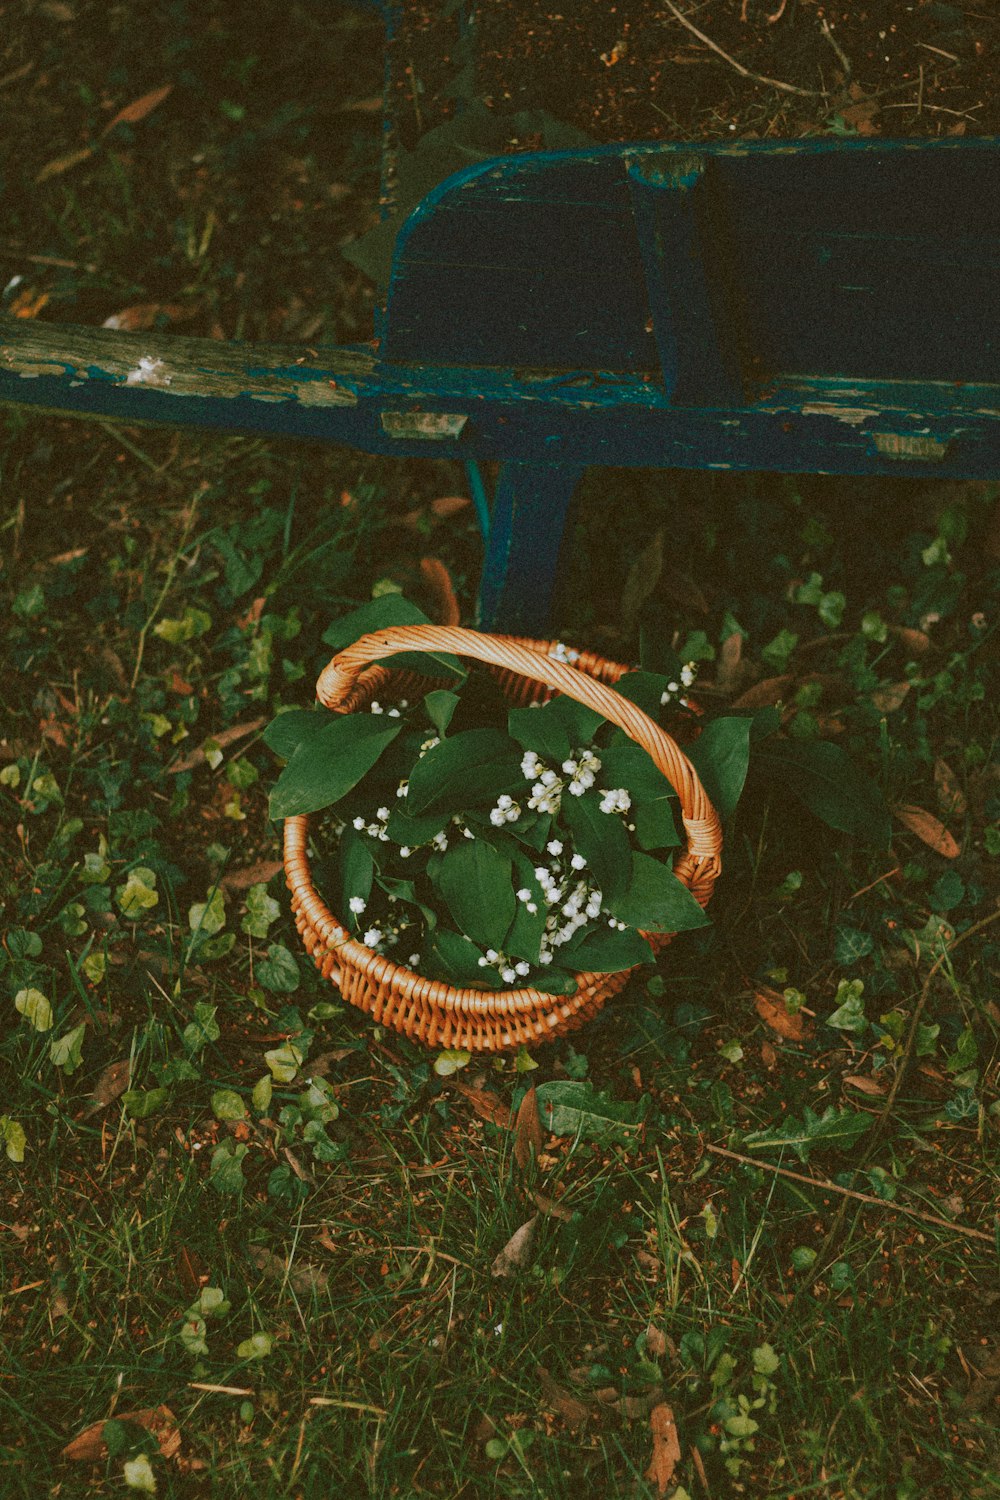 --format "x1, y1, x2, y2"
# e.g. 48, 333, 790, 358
704, 1144, 996, 1244
819, 18, 852, 78
663, 0, 825, 98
